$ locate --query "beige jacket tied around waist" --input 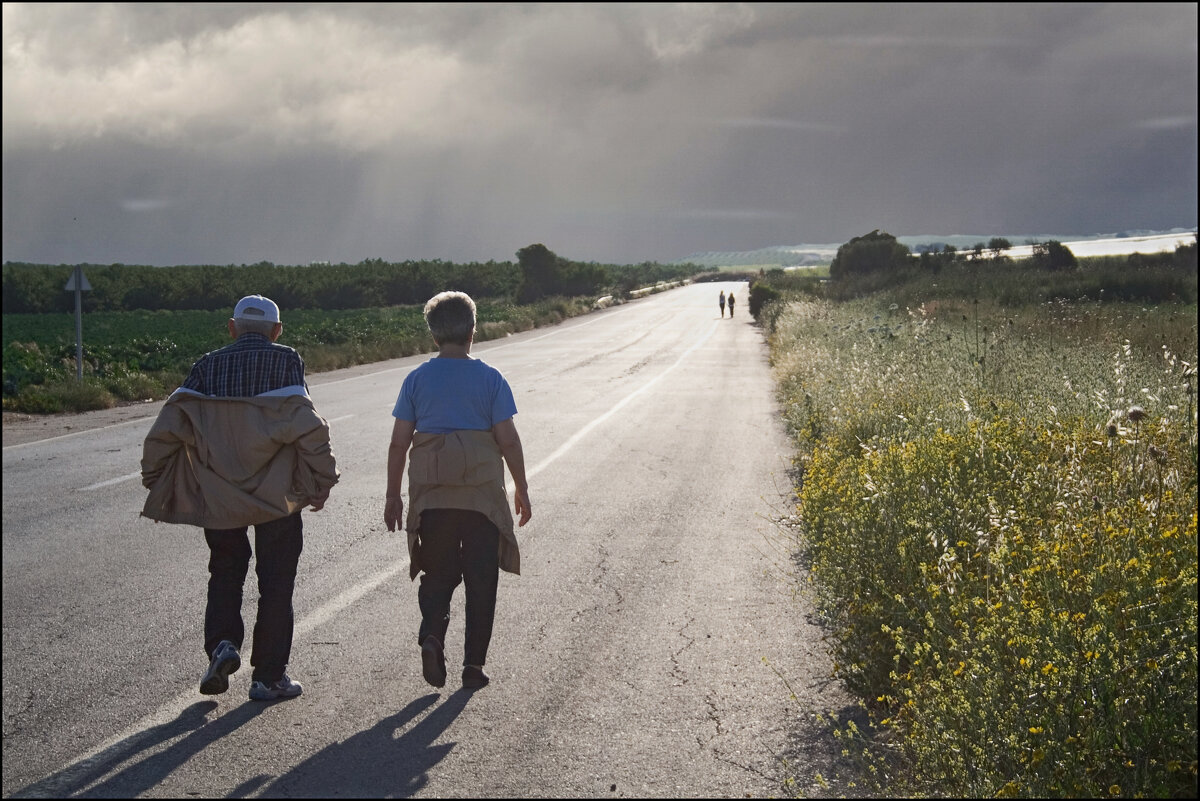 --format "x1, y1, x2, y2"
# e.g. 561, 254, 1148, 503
141, 388, 339, 529
405, 429, 520, 580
